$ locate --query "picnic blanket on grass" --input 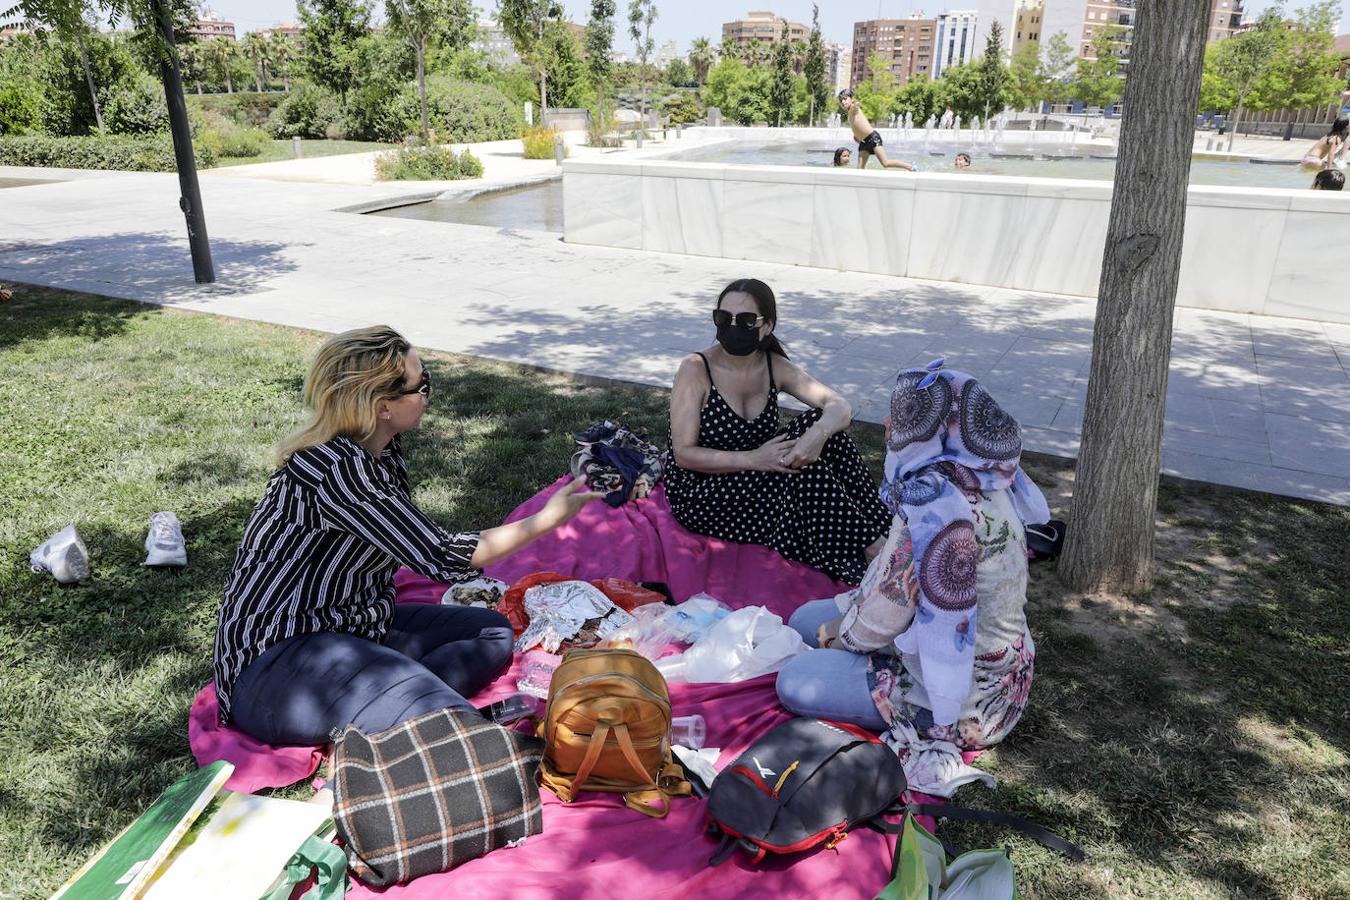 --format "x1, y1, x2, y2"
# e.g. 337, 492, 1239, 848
189, 478, 960, 898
